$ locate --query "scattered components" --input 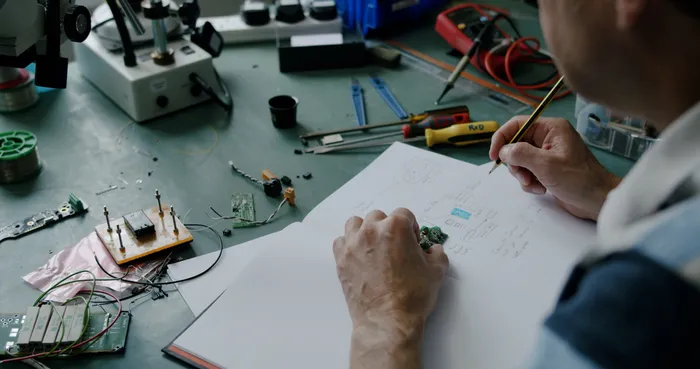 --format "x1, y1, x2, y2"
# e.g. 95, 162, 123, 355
350, 78, 367, 127
419, 226, 448, 251
302, 172, 313, 180
0, 68, 39, 112
294, 149, 303, 155
228, 161, 283, 197
299, 105, 470, 140
369, 75, 407, 119
269, 95, 299, 129
0, 193, 88, 244
123, 210, 156, 238
0, 130, 41, 184
284, 187, 296, 207
231, 193, 255, 228
96, 190, 192, 265
276, 0, 305, 24
222, 228, 232, 237
95, 185, 119, 195
320, 134, 343, 146
309, 0, 338, 21
241, 1, 270, 26
281, 176, 293, 186
1, 310, 130, 357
